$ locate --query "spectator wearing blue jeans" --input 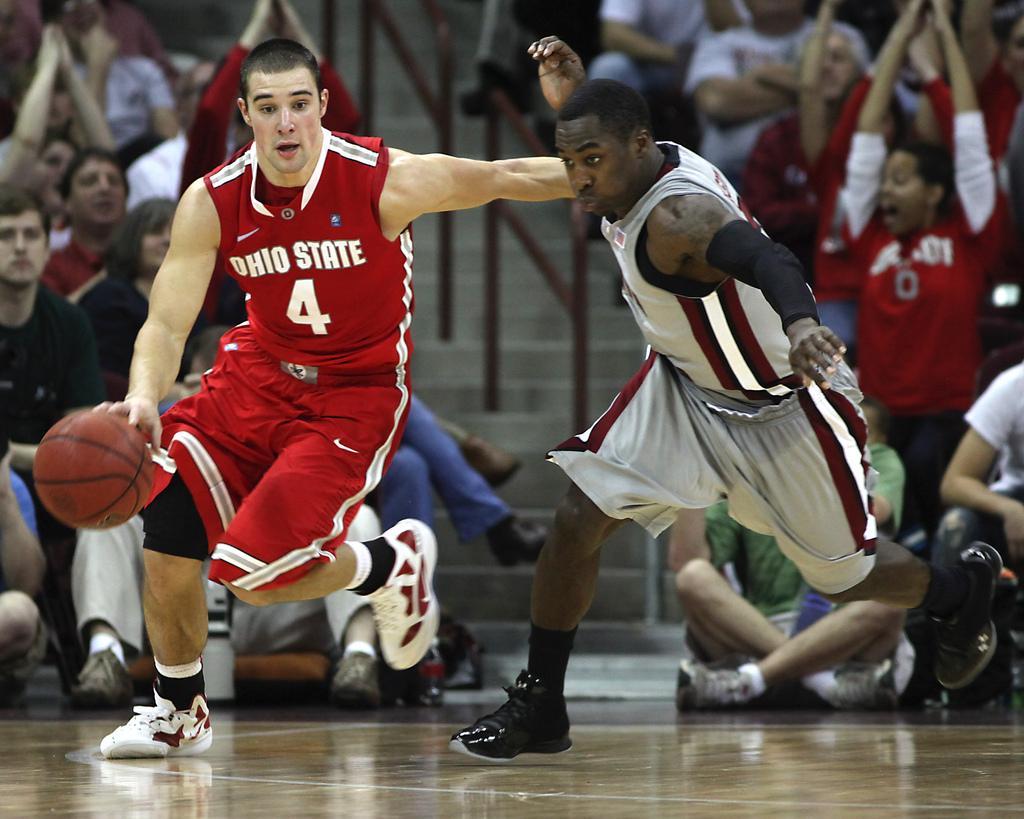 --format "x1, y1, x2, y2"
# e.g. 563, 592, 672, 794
379, 395, 545, 566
